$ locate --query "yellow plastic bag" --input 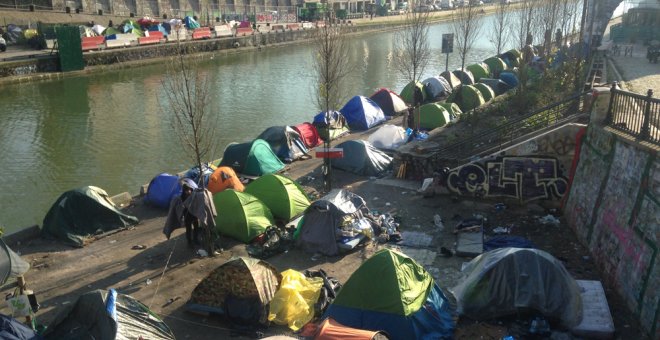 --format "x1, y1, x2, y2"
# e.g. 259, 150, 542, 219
268, 269, 323, 331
